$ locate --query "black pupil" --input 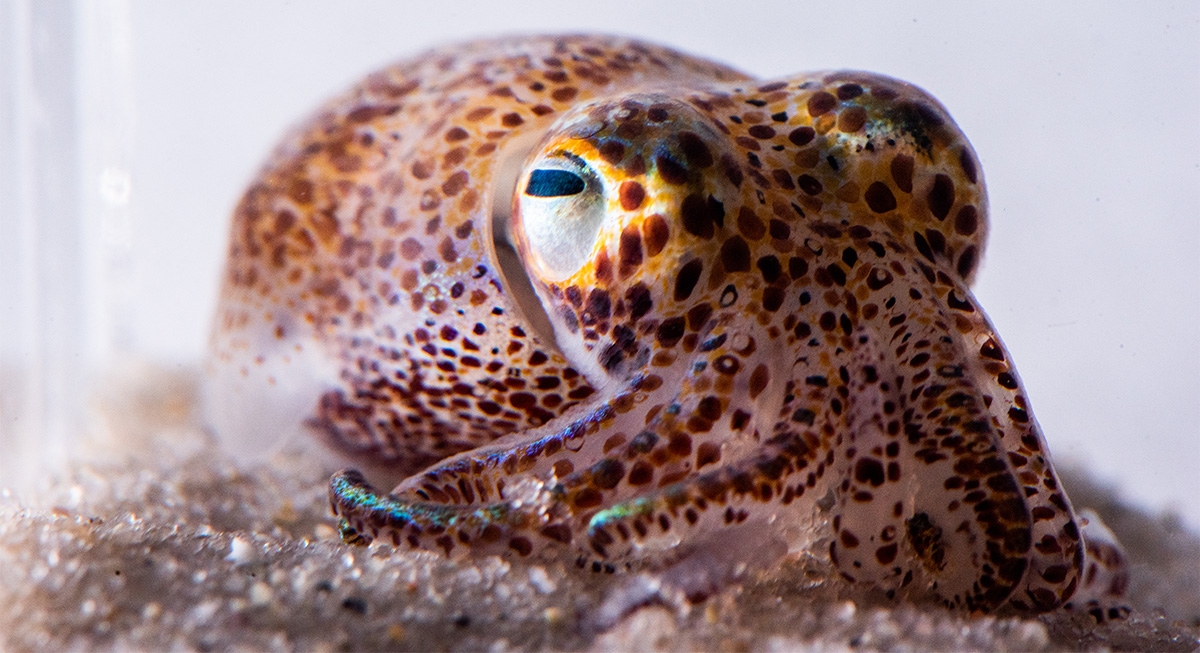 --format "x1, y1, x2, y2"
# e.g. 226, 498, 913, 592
525, 169, 585, 197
